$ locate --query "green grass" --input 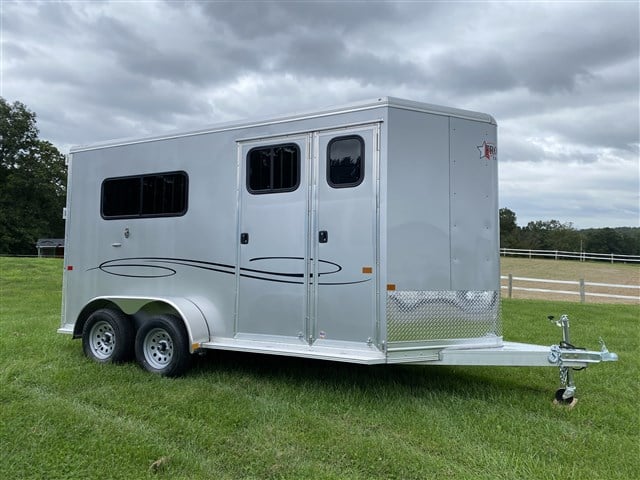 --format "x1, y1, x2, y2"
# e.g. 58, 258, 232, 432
1, 257, 638, 479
